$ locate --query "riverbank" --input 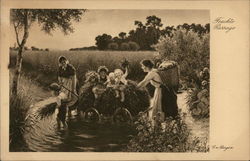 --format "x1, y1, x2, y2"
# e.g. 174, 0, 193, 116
9, 71, 50, 151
